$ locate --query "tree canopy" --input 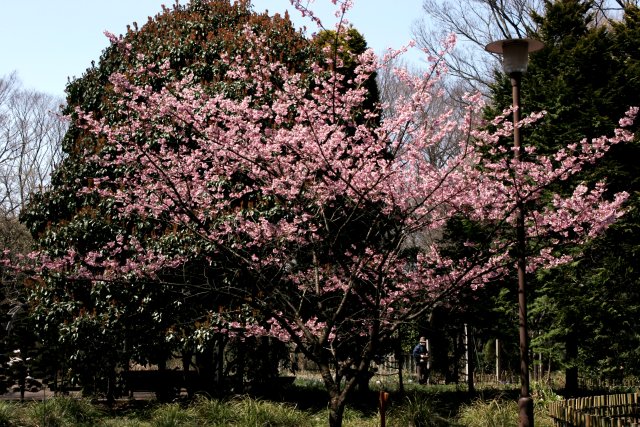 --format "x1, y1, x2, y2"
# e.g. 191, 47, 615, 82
6, 1, 638, 425
20, 0, 320, 401
486, 0, 640, 392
